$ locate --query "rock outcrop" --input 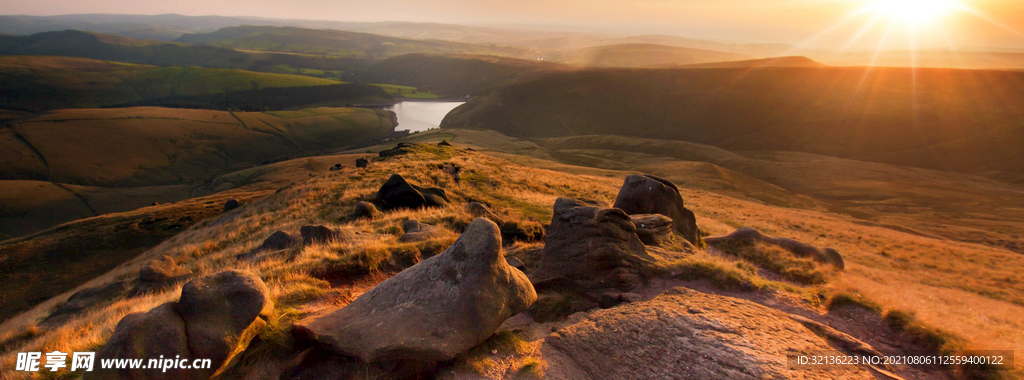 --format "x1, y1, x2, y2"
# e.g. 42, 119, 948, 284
91, 303, 194, 380
129, 255, 193, 297
356, 158, 369, 168
398, 220, 447, 243
629, 214, 675, 246
376, 174, 449, 210
238, 230, 299, 260
90, 270, 272, 380
705, 227, 845, 269
295, 218, 536, 363
223, 199, 241, 212
530, 198, 658, 293
613, 175, 701, 245
178, 270, 274, 376
301, 225, 343, 246
352, 201, 381, 220
542, 287, 873, 380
